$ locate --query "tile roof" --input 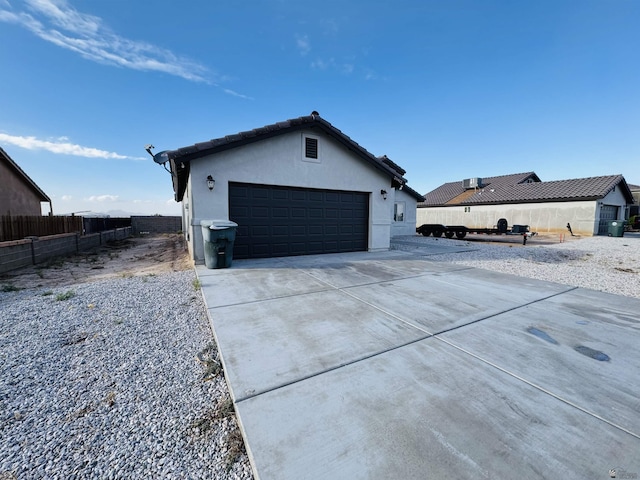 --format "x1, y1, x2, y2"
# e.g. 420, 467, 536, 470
421, 172, 633, 206
166, 112, 423, 202
421, 172, 539, 206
